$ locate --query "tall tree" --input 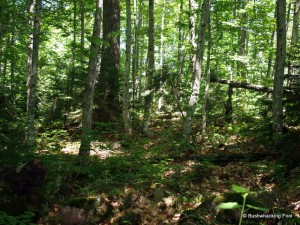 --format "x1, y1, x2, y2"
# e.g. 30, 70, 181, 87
291, 0, 300, 45
183, 0, 210, 140
272, 0, 286, 144
79, 0, 103, 156
123, 0, 132, 136
177, 0, 185, 97
26, 0, 42, 148
80, 0, 85, 69
131, 0, 140, 110
237, 0, 247, 79
189, 0, 197, 83
288, 0, 300, 76
96, 0, 120, 121
142, 0, 155, 134
202, 20, 211, 136
158, 0, 165, 111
